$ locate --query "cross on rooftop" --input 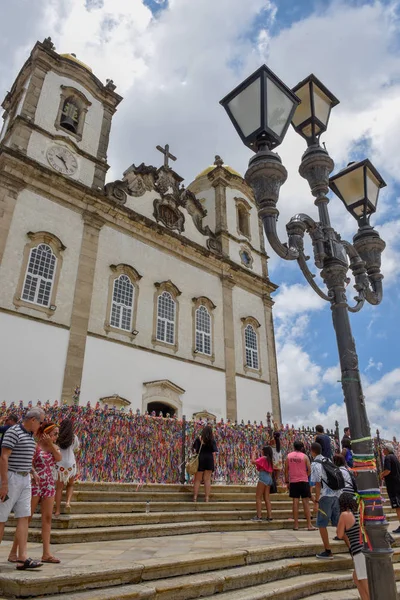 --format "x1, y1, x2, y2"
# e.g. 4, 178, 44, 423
156, 144, 177, 168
